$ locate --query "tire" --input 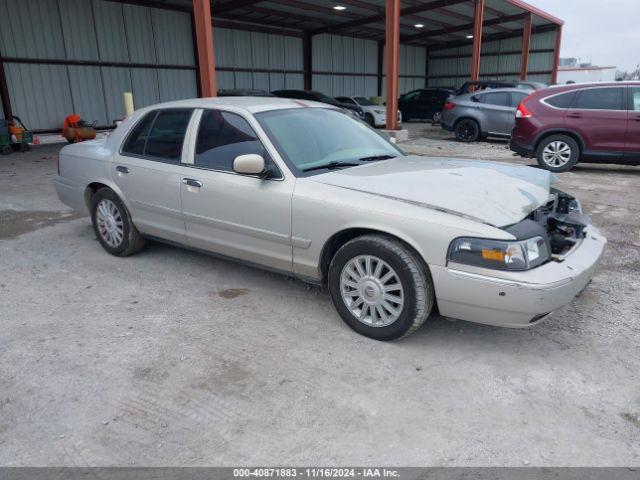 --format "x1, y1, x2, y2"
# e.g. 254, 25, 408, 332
90, 187, 145, 256
1, 145, 11, 155
364, 113, 375, 127
536, 134, 580, 172
328, 234, 434, 341
432, 111, 442, 124
455, 118, 480, 142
